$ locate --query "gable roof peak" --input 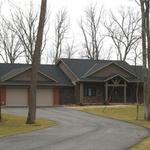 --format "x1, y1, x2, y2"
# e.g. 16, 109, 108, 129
58, 58, 135, 78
